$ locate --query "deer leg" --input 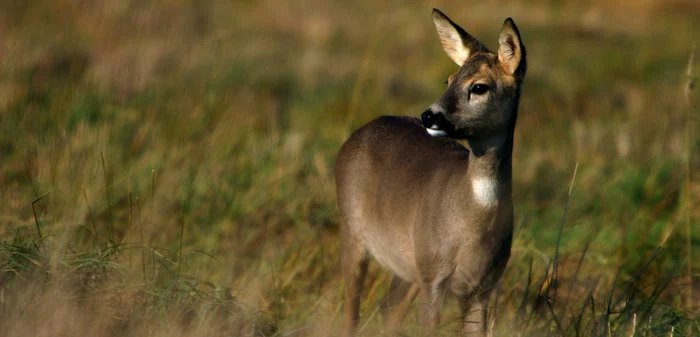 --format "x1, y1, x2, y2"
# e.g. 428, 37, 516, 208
460, 291, 490, 337
418, 279, 447, 332
341, 239, 369, 337
381, 276, 419, 332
